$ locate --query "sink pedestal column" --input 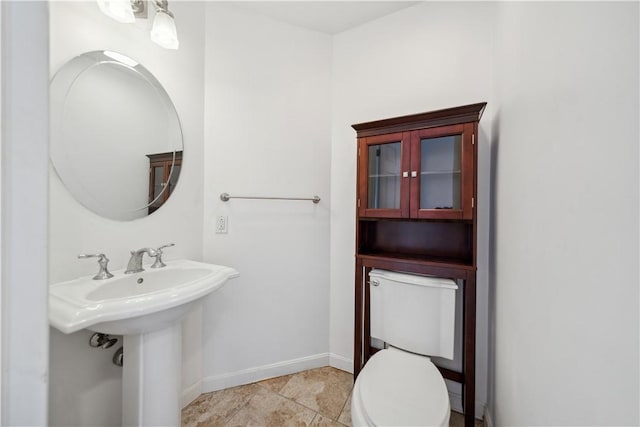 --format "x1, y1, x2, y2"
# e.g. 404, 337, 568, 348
122, 323, 181, 426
